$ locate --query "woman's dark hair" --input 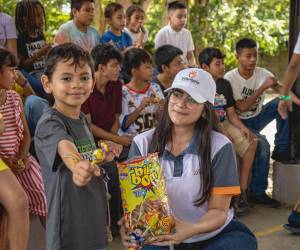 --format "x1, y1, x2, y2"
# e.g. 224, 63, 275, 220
104, 2, 124, 19
154, 45, 183, 73
44, 43, 94, 105
15, 0, 47, 33
126, 5, 145, 21
0, 48, 17, 71
123, 48, 152, 76
198, 47, 225, 67
91, 44, 123, 71
149, 96, 219, 206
